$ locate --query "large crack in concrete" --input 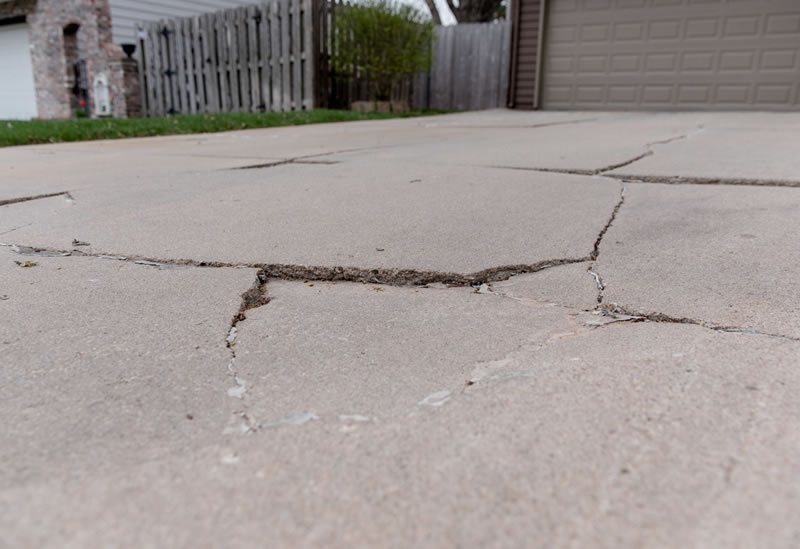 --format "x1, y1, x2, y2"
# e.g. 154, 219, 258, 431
223, 269, 269, 434
2, 243, 593, 286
